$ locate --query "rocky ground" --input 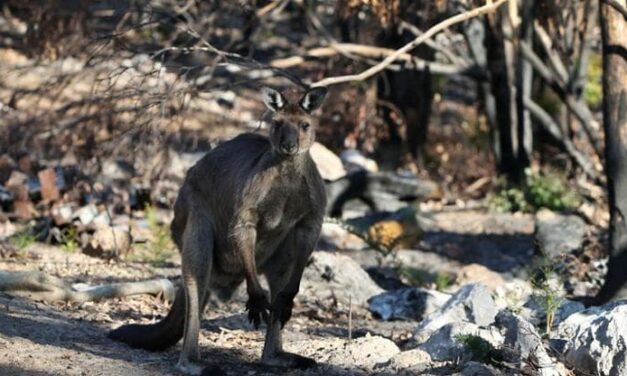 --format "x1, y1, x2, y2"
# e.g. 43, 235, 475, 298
1, 204, 623, 376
